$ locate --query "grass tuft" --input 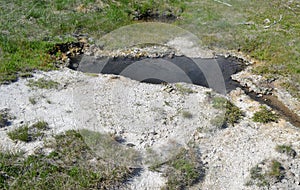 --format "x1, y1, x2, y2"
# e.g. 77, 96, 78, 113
275, 145, 297, 158
269, 160, 285, 180
163, 148, 205, 189
246, 159, 285, 188
175, 84, 195, 94
149, 146, 205, 190
181, 110, 193, 119
27, 78, 60, 89
252, 106, 279, 123
7, 121, 49, 142
212, 96, 244, 126
29, 97, 37, 105
7, 125, 30, 142
210, 115, 227, 129
31, 121, 49, 130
